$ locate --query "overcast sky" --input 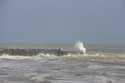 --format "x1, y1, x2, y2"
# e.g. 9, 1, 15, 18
0, 0, 125, 45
